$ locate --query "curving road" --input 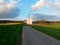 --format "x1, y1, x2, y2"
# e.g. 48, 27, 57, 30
22, 26, 60, 45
